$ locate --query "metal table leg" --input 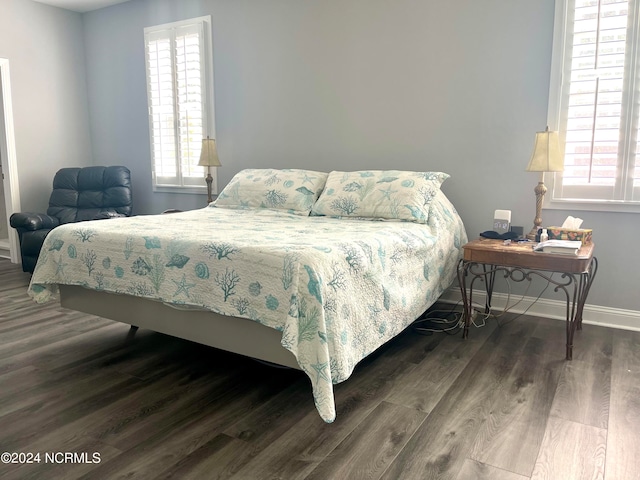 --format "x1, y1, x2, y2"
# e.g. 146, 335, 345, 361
458, 258, 598, 360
